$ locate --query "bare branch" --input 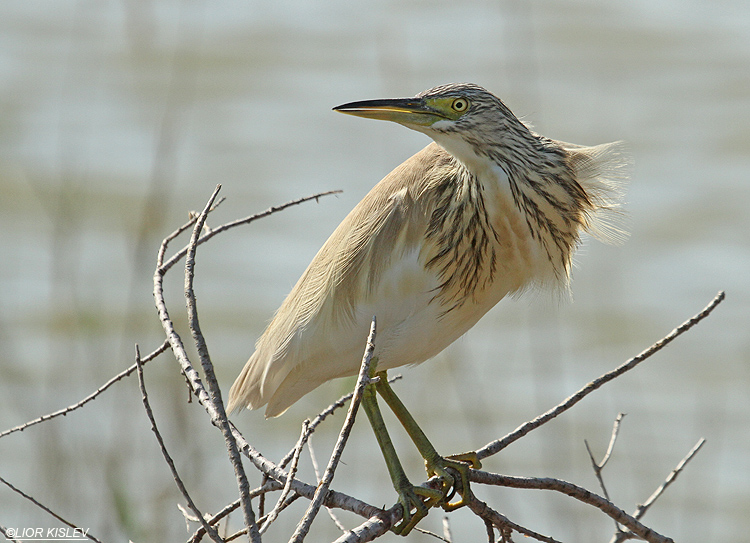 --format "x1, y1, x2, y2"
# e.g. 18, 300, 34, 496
637, 438, 706, 518
187, 481, 289, 543
467, 495, 562, 543
469, 471, 673, 543
585, 412, 626, 504
0, 340, 169, 440
412, 526, 451, 542
135, 345, 224, 543
150, 187, 721, 543
477, 291, 725, 460
157, 197, 226, 267
585, 413, 626, 533
288, 317, 377, 543
331, 506, 400, 543
183, 185, 260, 542
262, 420, 310, 534
442, 515, 453, 543
152, 187, 393, 534
0, 475, 103, 543
307, 436, 348, 533
610, 438, 707, 543
597, 413, 626, 472
0, 526, 18, 543
158, 190, 342, 275
155, 270, 383, 527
